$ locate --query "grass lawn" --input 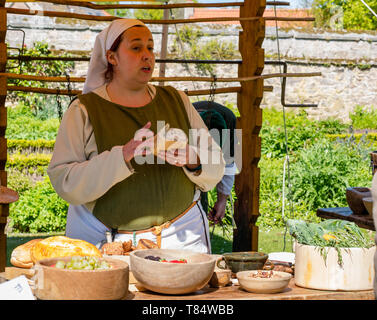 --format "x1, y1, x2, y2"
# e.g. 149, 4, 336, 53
209, 225, 294, 255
